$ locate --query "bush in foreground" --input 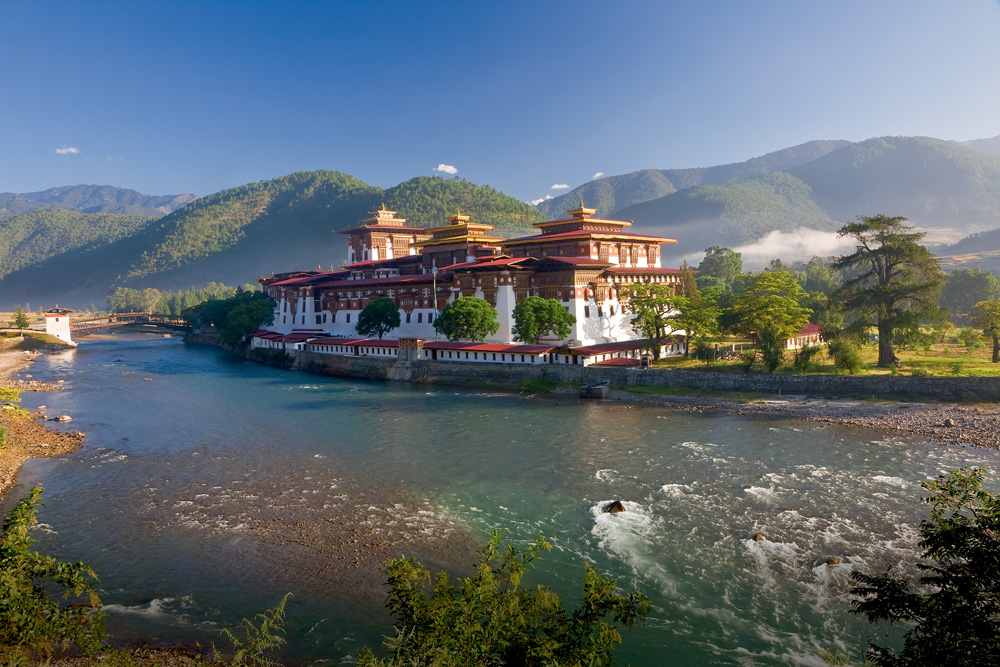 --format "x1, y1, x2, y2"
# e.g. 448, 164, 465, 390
851, 467, 1000, 665
358, 530, 650, 667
